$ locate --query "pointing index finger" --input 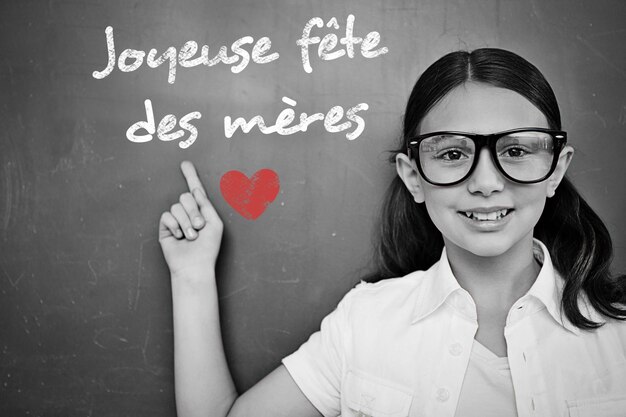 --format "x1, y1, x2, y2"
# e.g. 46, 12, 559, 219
180, 161, 206, 195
